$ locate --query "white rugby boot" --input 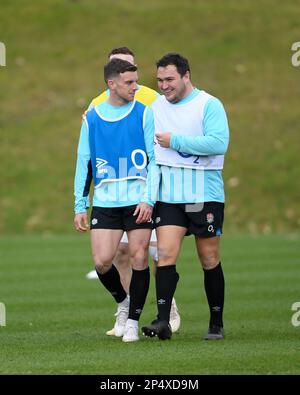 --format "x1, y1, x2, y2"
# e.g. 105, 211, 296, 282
86, 270, 98, 279
113, 296, 129, 337
122, 320, 139, 343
